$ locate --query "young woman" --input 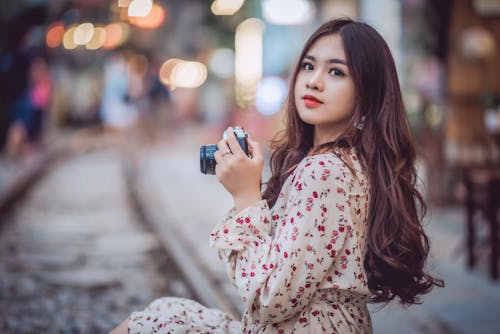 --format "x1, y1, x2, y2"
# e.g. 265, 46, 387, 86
111, 17, 443, 334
